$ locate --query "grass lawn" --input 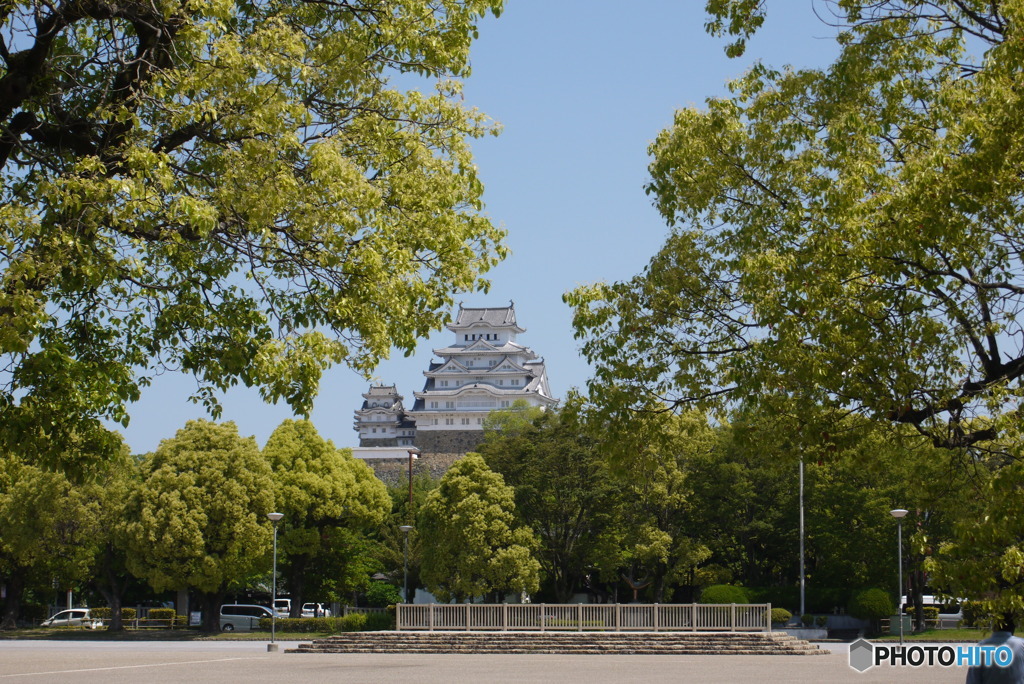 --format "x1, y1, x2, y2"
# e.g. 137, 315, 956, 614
0, 627, 331, 641
874, 628, 988, 642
